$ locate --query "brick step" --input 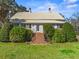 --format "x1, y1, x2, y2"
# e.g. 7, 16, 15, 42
32, 32, 47, 44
